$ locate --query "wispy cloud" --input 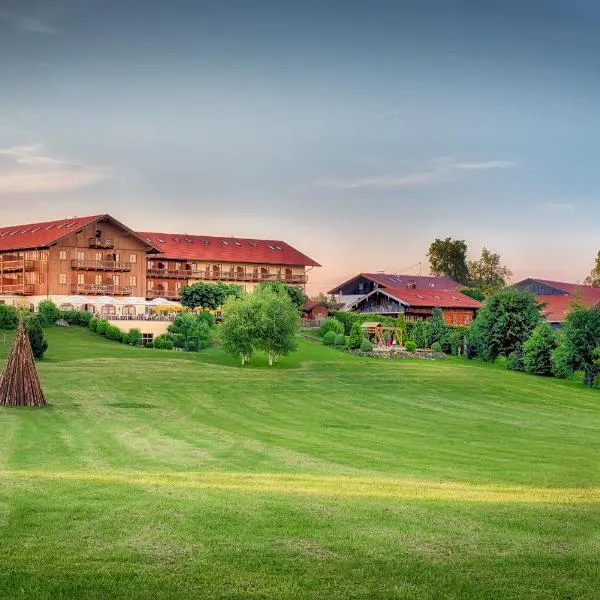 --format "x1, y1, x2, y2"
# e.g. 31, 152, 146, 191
0, 144, 112, 195
541, 202, 574, 211
318, 158, 517, 191
376, 110, 399, 118
0, 10, 56, 35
